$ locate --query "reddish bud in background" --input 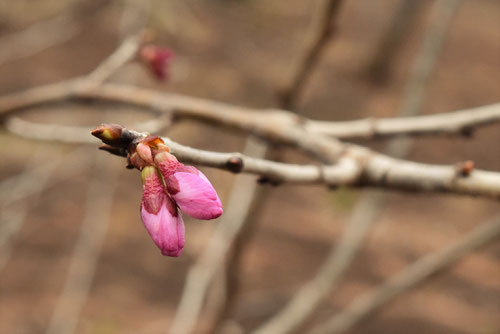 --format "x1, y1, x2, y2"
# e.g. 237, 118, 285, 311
139, 45, 173, 80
